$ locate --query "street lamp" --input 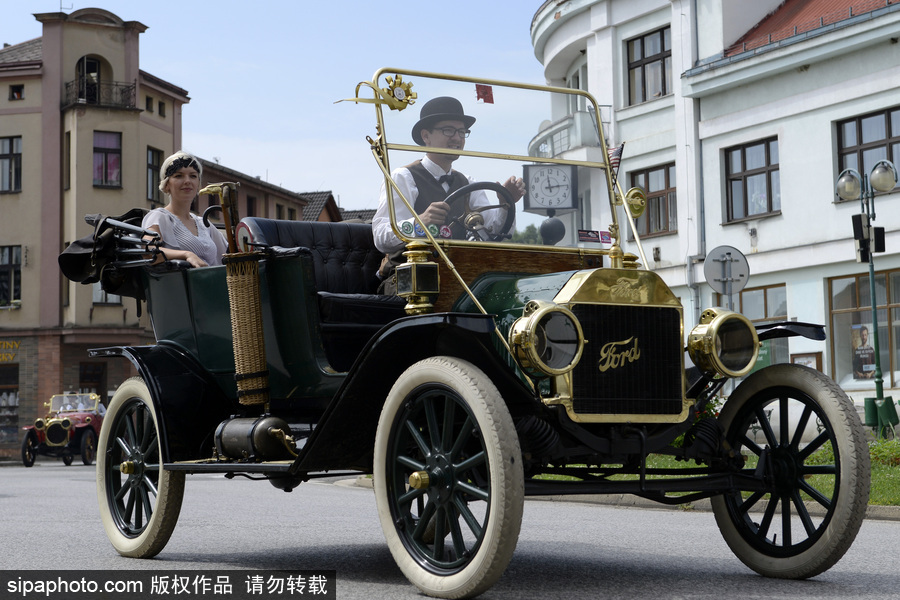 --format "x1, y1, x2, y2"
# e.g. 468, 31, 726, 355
836, 159, 899, 438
